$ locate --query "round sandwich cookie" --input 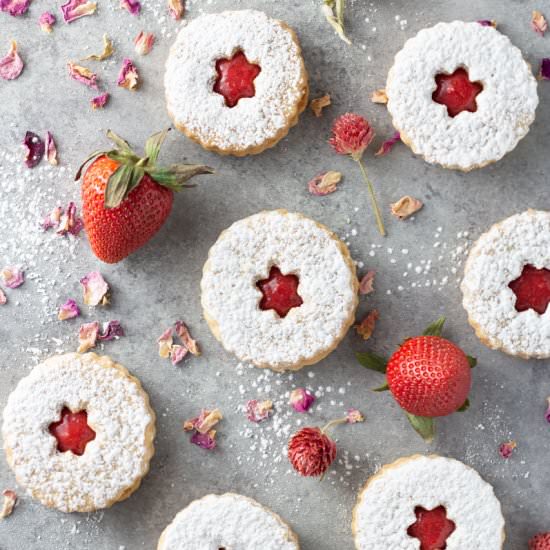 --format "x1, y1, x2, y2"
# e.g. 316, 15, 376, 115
158, 493, 300, 550
462, 209, 550, 359
352, 455, 505, 549
2, 352, 156, 512
386, 21, 538, 171
201, 210, 359, 371
165, 9, 309, 156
